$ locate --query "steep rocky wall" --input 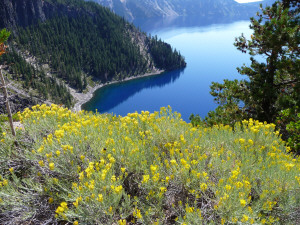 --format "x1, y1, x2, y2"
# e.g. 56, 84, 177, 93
87, 0, 276, 22
0, 0, 95, 30
0, 0, 47, 28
